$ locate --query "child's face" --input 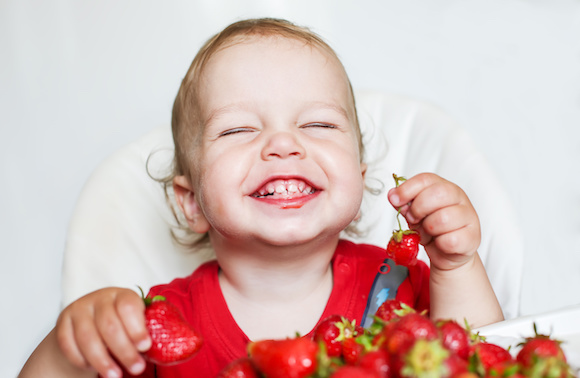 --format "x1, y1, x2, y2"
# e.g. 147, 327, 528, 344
190, 36, 366, 248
